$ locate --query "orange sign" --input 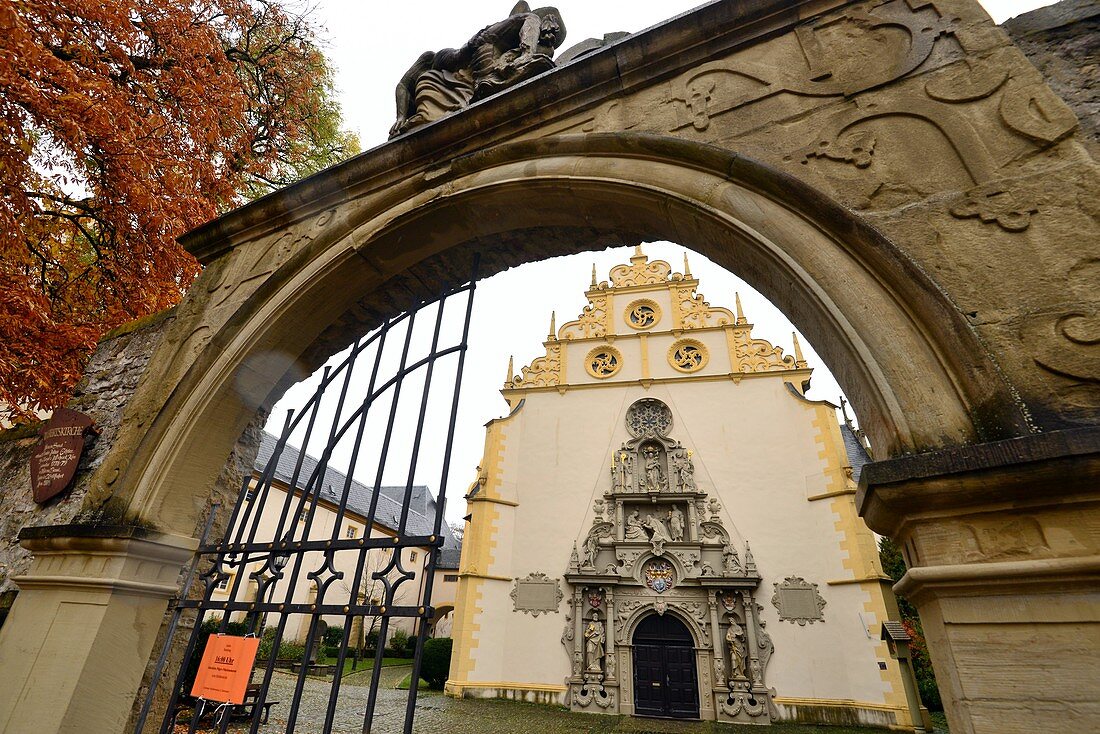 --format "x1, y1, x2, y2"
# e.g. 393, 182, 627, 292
190, 634, 260, 704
